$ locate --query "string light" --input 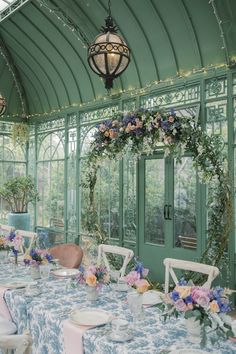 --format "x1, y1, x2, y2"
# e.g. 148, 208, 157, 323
3, 61, 233, 120
0, 40, 26, 116
36, 0, 89, 48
